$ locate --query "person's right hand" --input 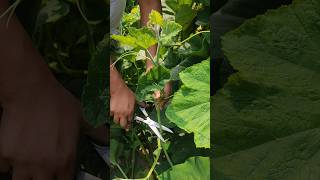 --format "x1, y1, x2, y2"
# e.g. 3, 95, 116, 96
110, 81, 136, 131
0, 80, 81, 180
